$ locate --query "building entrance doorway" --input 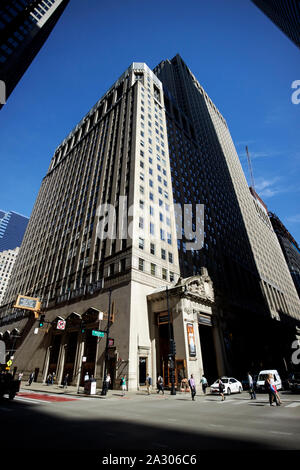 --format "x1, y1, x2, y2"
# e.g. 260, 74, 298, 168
139, 357, 147, 385
199, 324, 218, 384
47, 334, 62, 379
62, 331, 78, 384
80, 329, 97, 385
